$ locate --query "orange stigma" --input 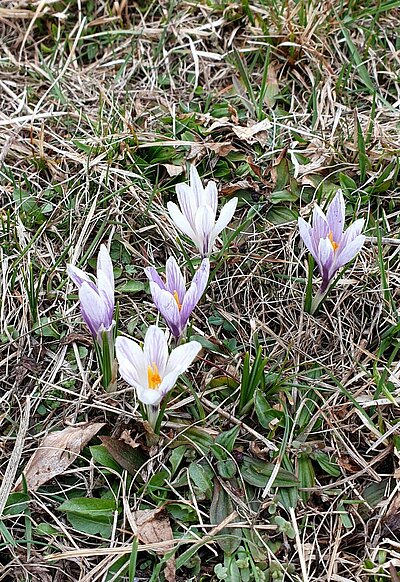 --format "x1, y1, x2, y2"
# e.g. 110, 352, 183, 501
328, 231, 339, 251
147, 363, 161, 390
173, 290, 182, 311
